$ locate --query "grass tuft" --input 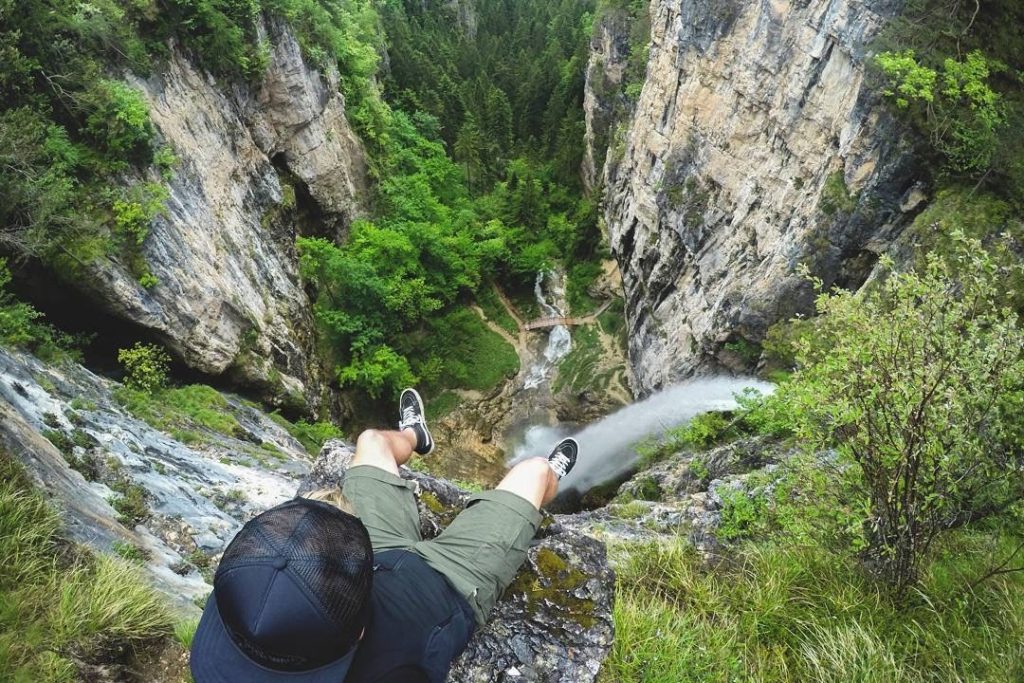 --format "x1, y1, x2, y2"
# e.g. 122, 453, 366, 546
0, 449, 173, 680
602, 535, 1024, 682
